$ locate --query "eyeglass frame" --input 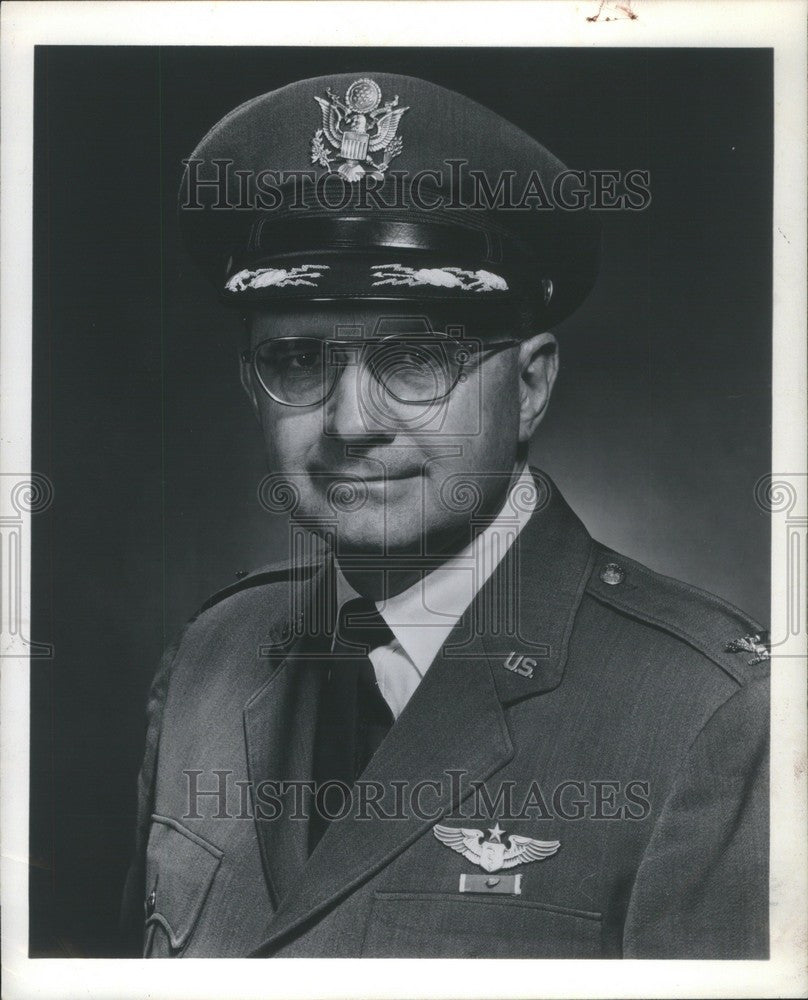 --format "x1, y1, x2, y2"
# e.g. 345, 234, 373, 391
240, 333, 522, 408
